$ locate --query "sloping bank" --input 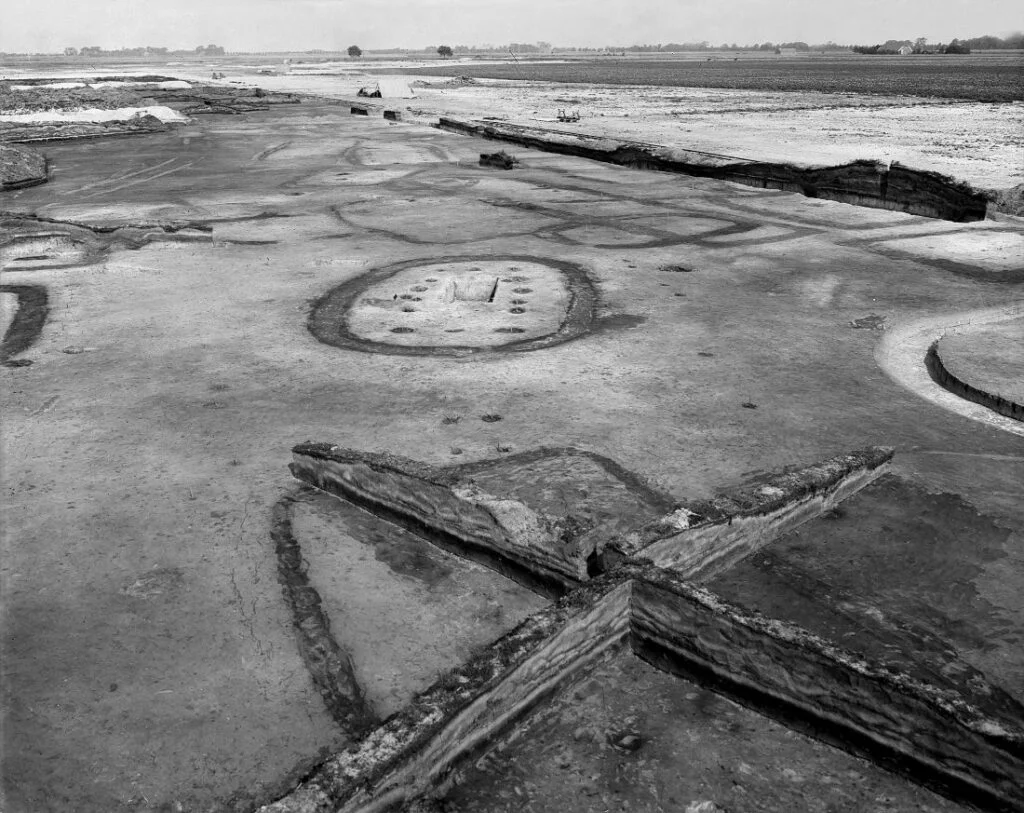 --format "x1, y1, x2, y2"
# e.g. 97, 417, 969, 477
437, 117, 989, 222
0, 144, 47, 190
926, 339, 1024, 422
